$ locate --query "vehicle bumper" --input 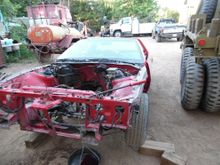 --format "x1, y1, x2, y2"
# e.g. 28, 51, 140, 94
159, 32, 183, 38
